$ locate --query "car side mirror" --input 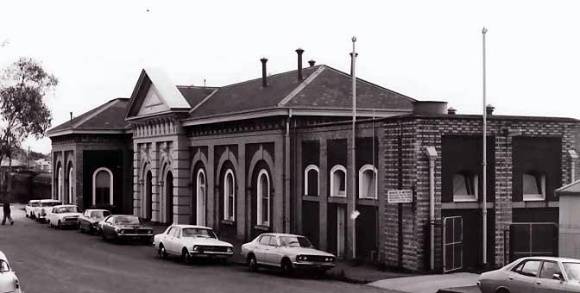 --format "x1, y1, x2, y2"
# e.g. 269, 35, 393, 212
553, 273, 564, 281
